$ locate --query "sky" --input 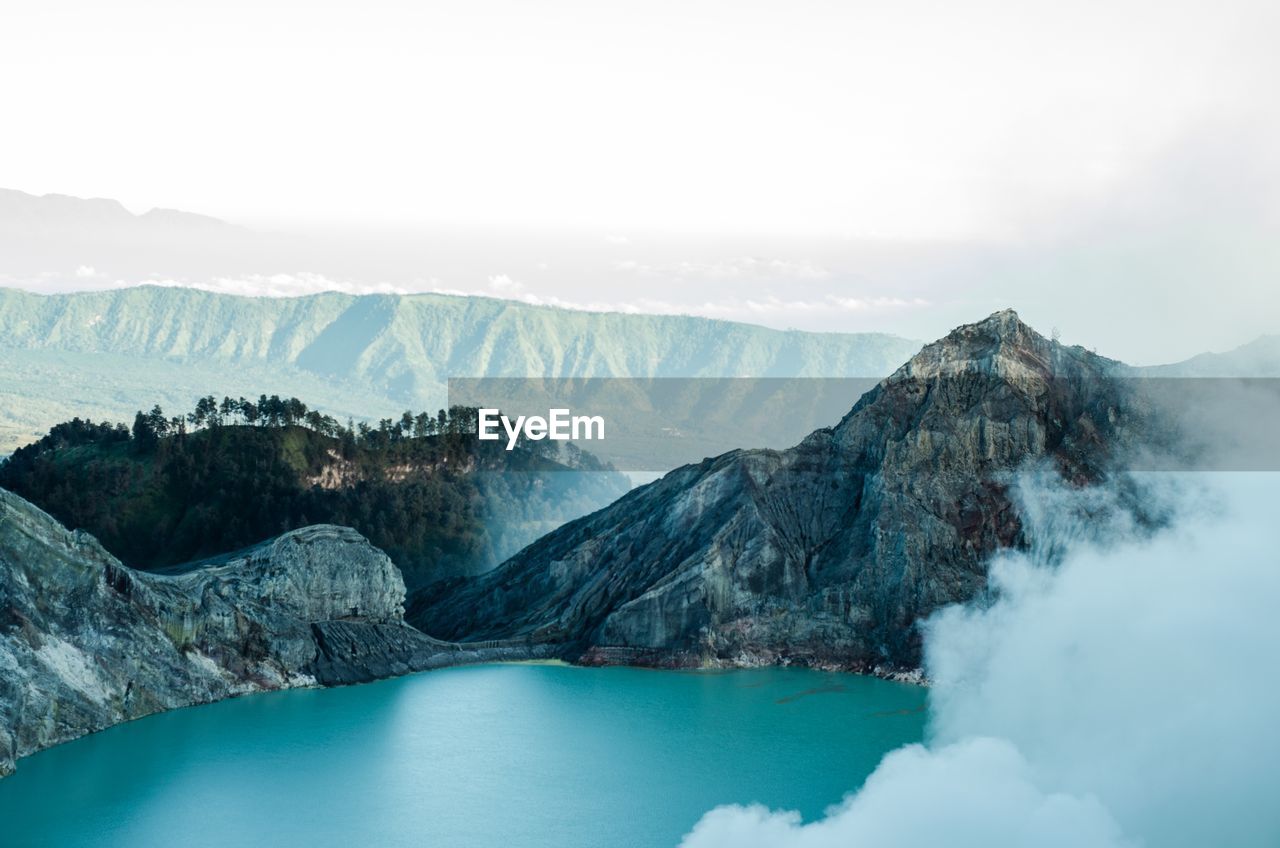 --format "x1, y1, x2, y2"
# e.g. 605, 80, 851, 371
1, 0, 1278, 362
